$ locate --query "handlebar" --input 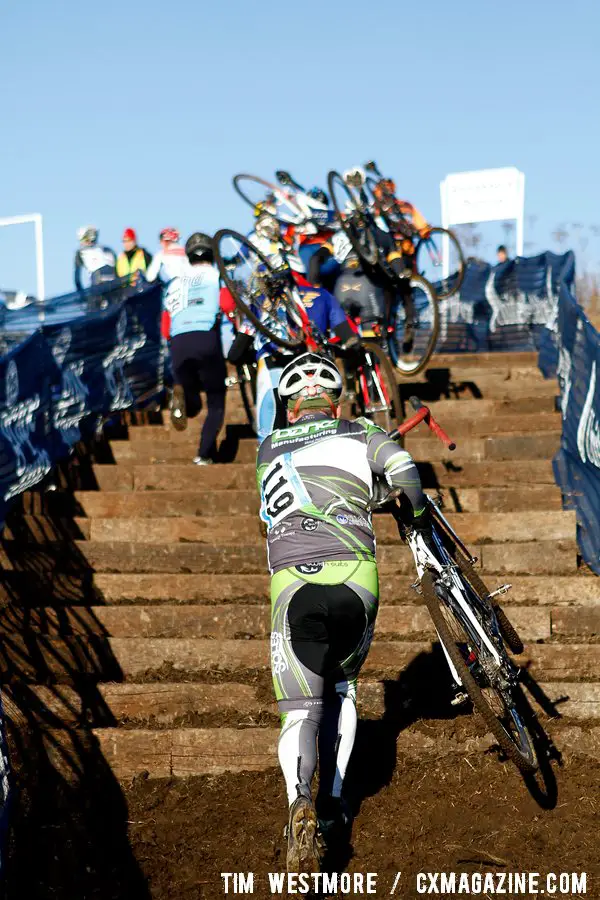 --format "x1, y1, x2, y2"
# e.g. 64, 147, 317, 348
389, 396, 456, 451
